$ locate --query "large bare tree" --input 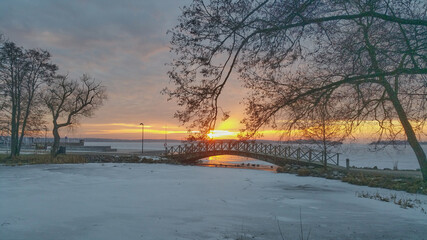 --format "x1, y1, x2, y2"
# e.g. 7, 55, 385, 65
43, 74, 106, 156
0, 39, 57, 157
165, 0, 427, 180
